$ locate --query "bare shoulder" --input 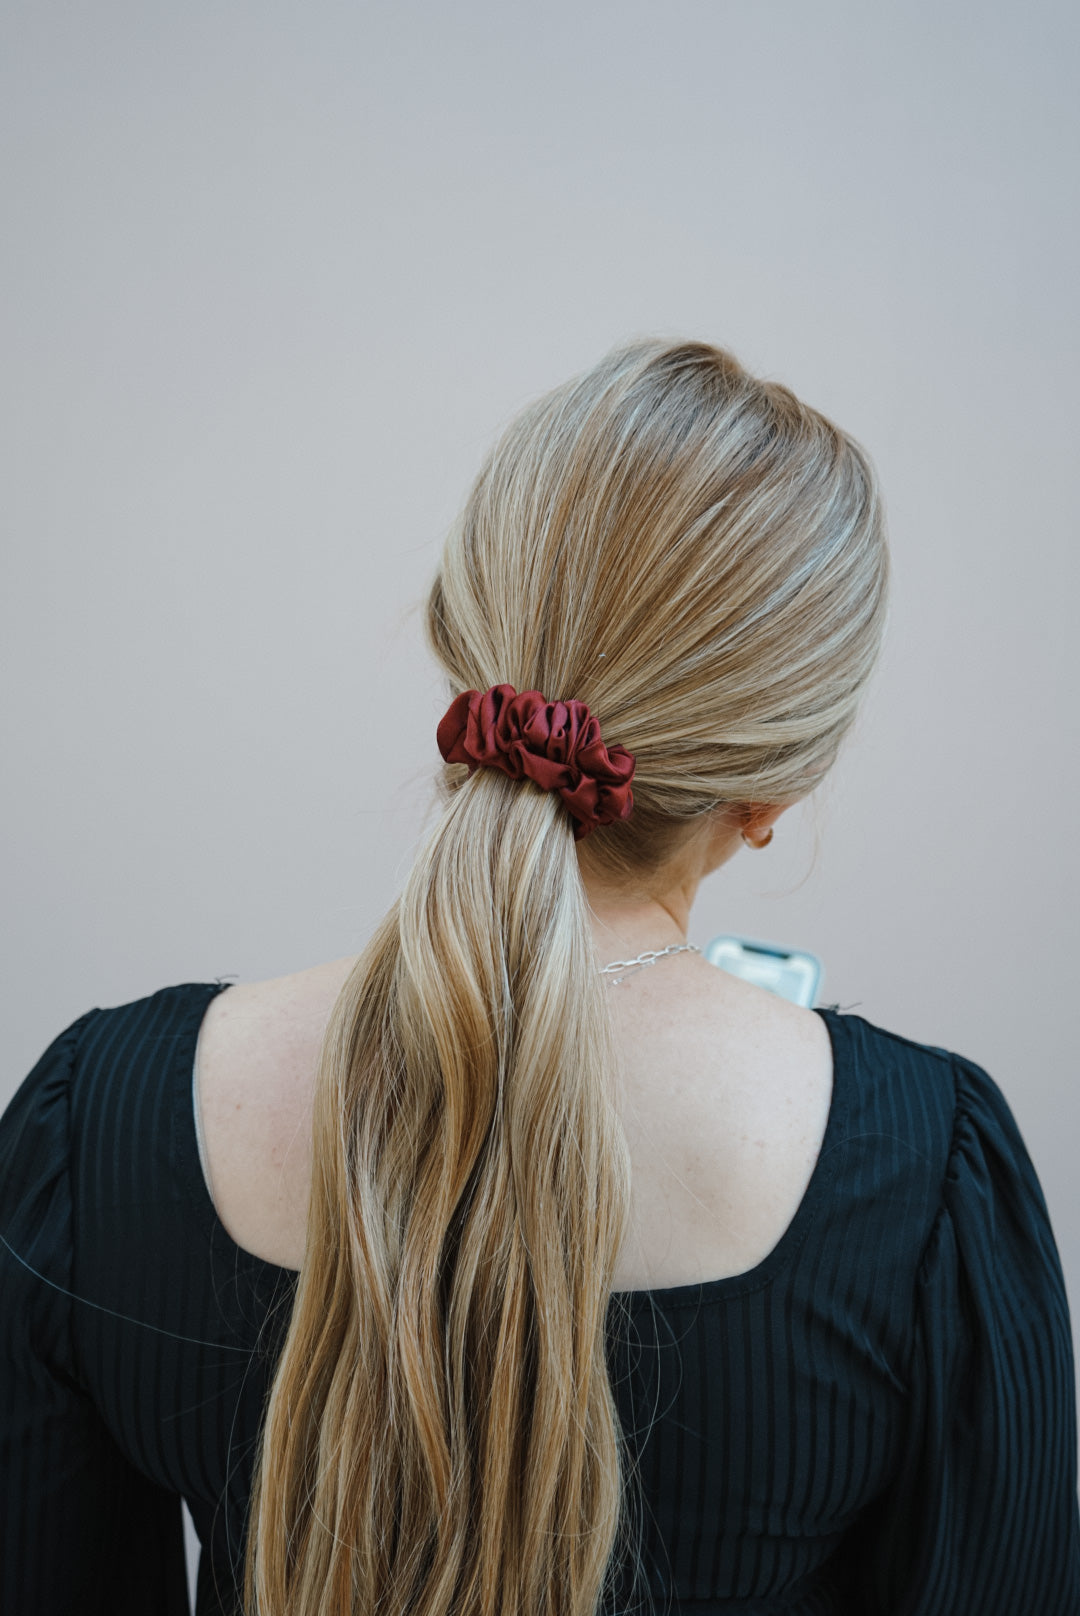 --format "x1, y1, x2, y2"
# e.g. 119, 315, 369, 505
194, 954, 358, 1269
611, 951, 831, 1084
708, 970, 834, 1159
607, 959, 834, 1290
612, 958, 833, 1152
